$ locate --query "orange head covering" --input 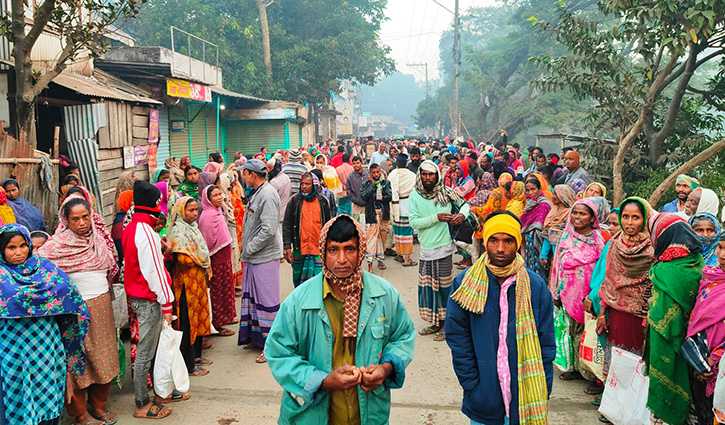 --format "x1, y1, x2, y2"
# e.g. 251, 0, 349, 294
117, 190, 133, 213
498, 172, 513, 188
564, 151, 580, 170
526, 172, 552, 200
